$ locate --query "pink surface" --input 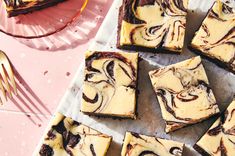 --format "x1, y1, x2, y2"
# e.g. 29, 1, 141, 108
0, 0, 113, 155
